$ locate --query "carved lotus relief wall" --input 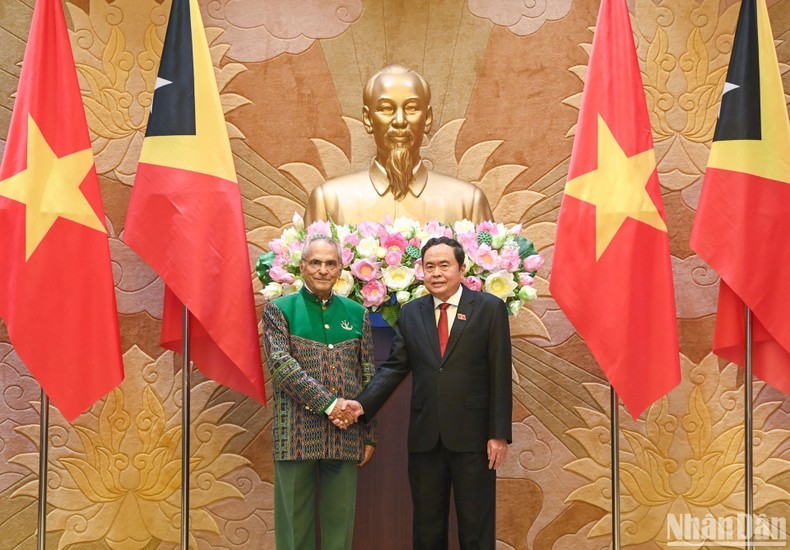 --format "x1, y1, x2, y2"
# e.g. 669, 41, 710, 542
0, 0, 788, 548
